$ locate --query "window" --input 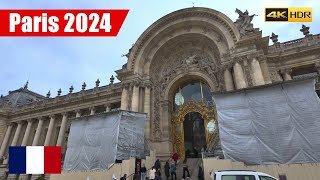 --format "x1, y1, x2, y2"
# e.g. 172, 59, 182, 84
222, 175, 256, 180
259, 176, 277, 180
